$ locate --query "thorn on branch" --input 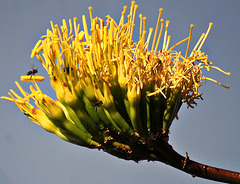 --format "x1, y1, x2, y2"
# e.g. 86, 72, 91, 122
182, 152, 189, 169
